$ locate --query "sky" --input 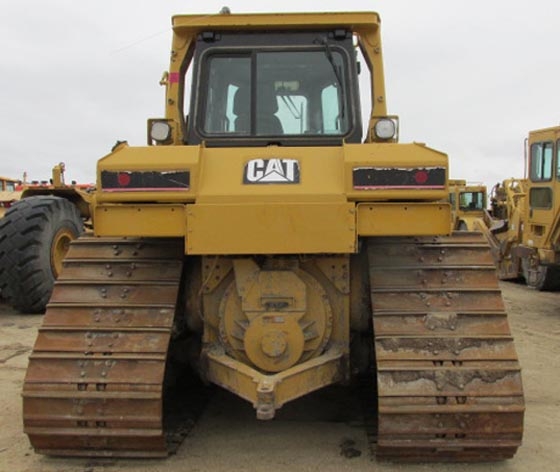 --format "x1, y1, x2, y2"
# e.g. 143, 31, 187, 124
1, 0, 559, 193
